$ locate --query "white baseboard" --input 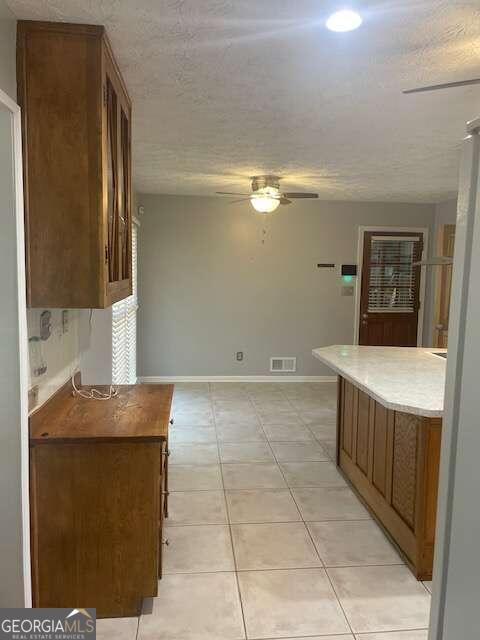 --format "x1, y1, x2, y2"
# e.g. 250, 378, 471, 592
137, 375, 337, 383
